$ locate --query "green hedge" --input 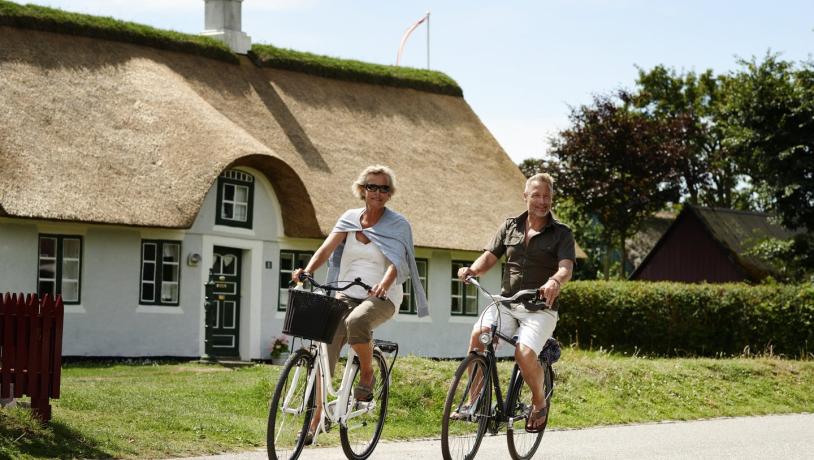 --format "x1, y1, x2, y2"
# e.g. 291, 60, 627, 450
249, 43, 463, 97
0, 0, 238, 63
556, 281, 814, 357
